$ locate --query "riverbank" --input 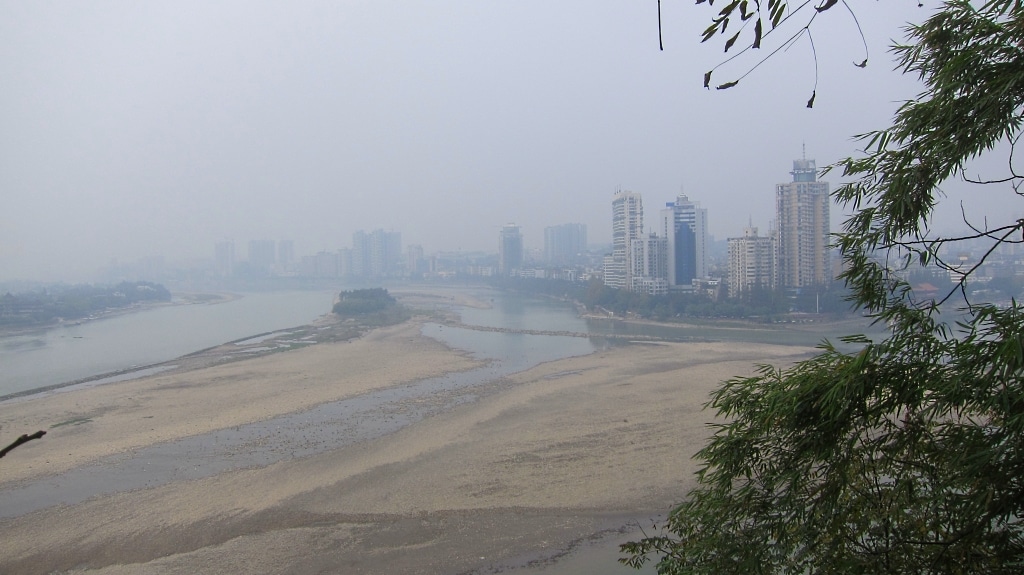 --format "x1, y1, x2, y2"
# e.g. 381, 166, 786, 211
0, 312, 817, 575
0, 310, 371, 403
0, 291, 237, 340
